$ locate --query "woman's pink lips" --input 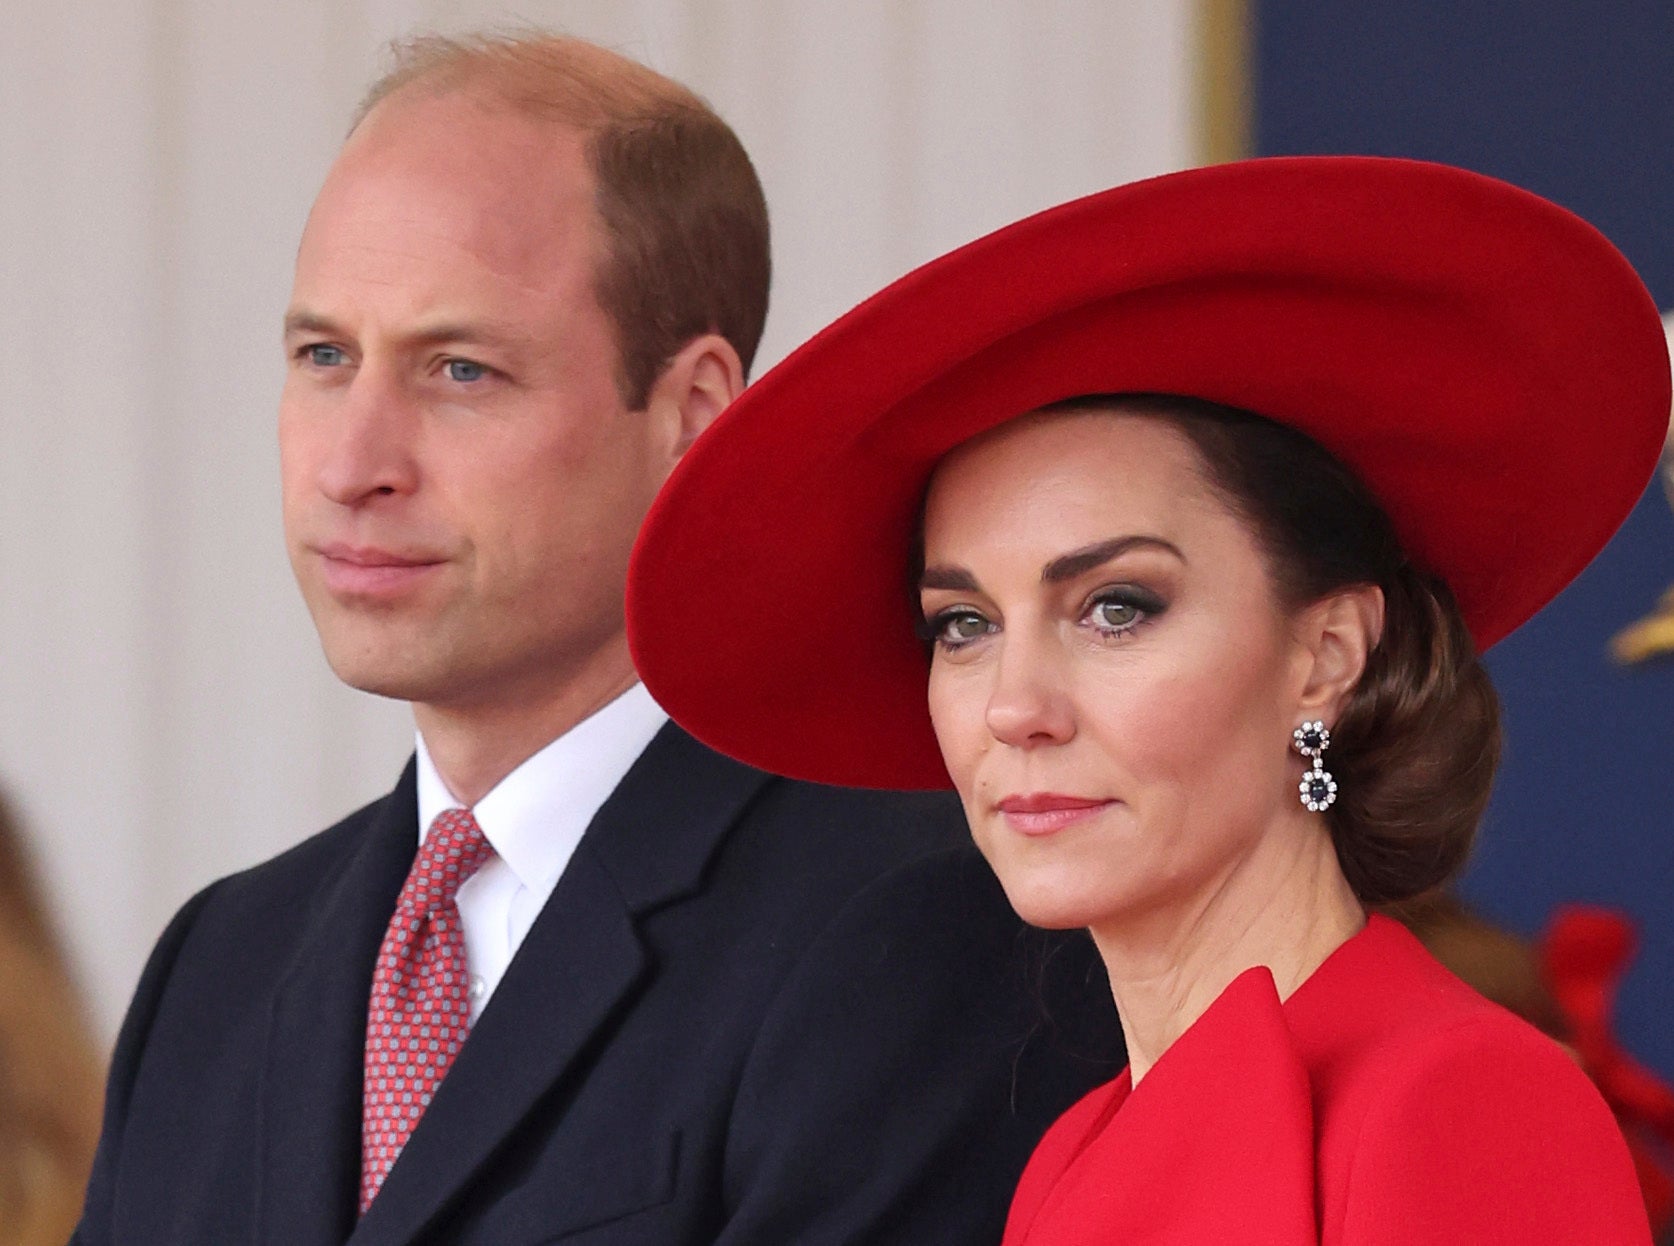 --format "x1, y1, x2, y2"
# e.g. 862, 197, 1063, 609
994, 794, 1116, 836
315, 544, 444, 599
